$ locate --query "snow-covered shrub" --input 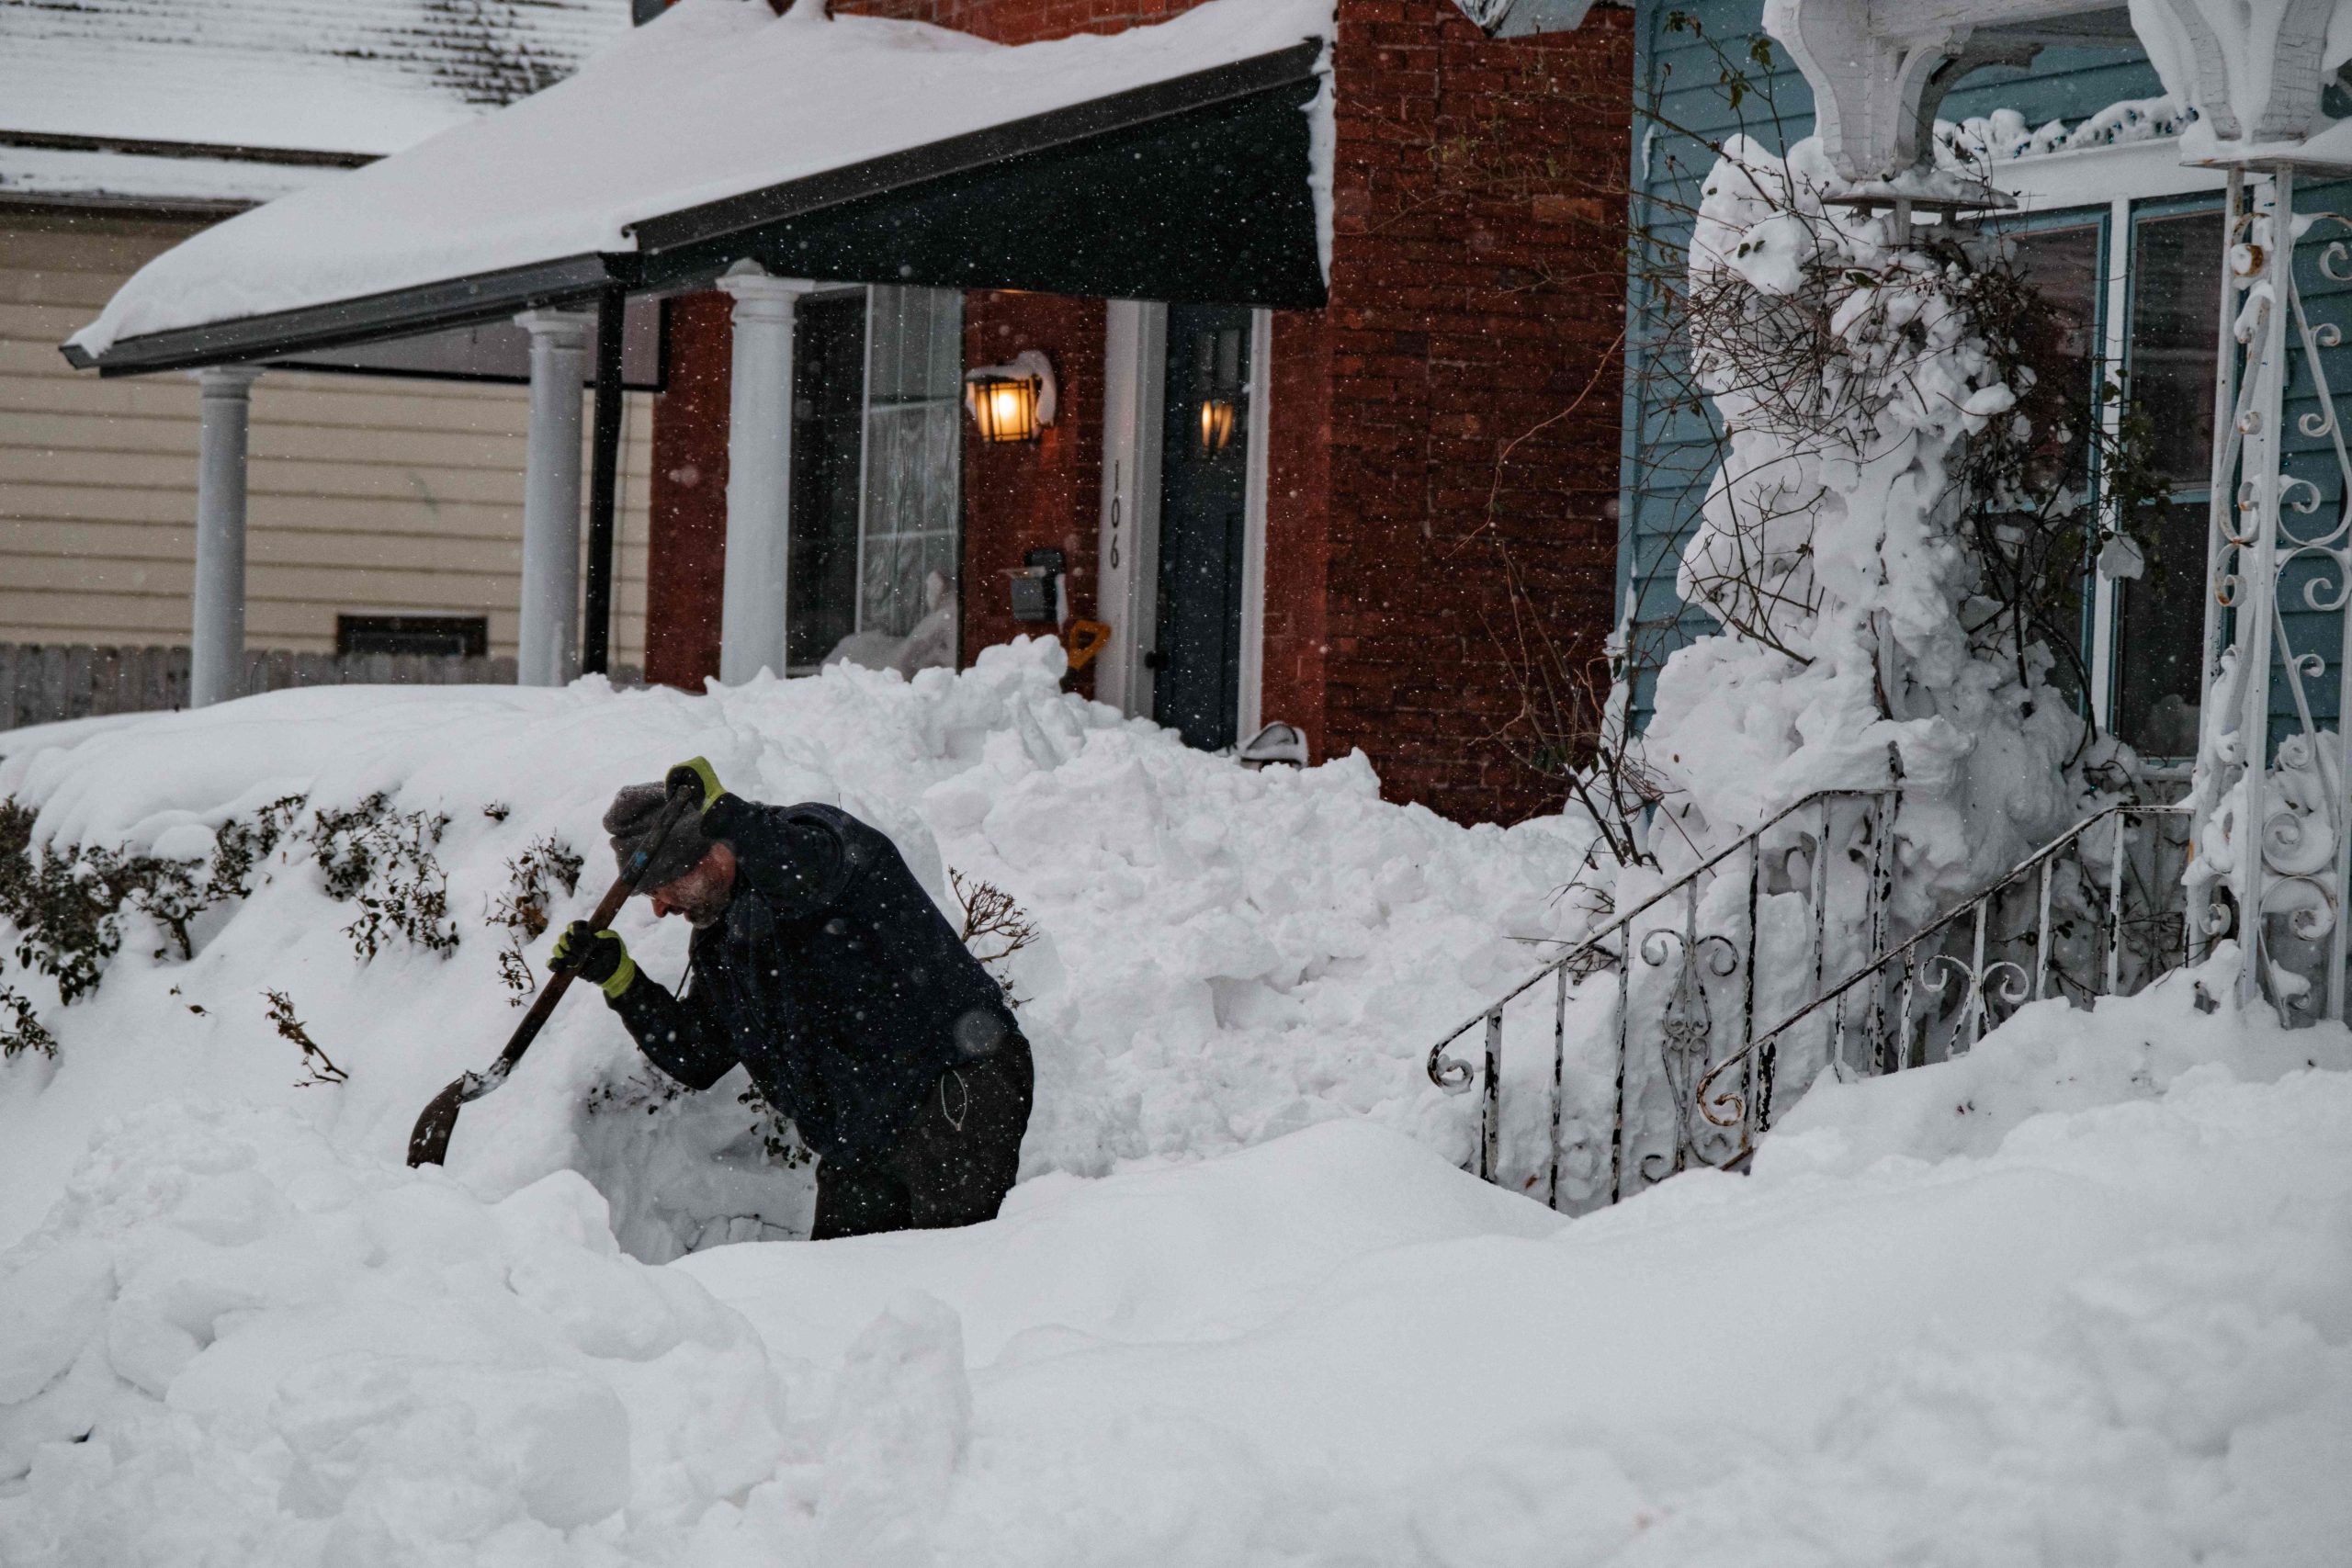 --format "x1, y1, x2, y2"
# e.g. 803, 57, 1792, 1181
262, 987, 348, 1088
1644, 136, 2163, 907
0, 800, 201, 1006
310, 792, 460, 961
1539, 133, 2200, 1138
946, 870, 1040, 1007
0, 788, 479, 1057
488, 833, 586, 1005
